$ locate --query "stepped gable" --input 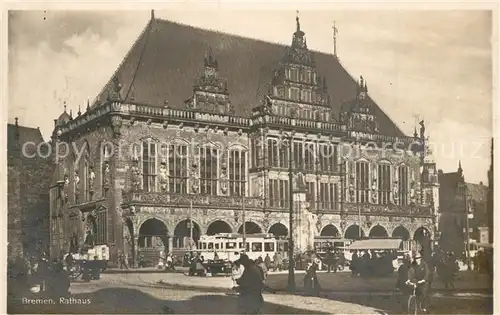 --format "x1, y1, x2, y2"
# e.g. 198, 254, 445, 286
93, 17, 405, 137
